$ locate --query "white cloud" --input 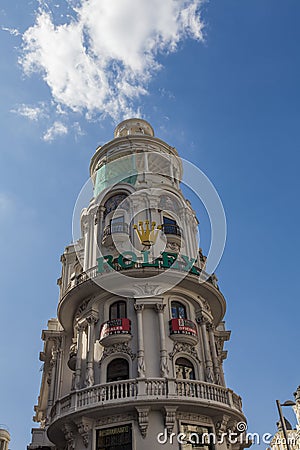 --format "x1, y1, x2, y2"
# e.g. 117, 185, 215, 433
19, 0, 204, 121
0, 193, 15, 216
43, 121, 68, 141
2, 26, 20, 36
11, 103, 48, 121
